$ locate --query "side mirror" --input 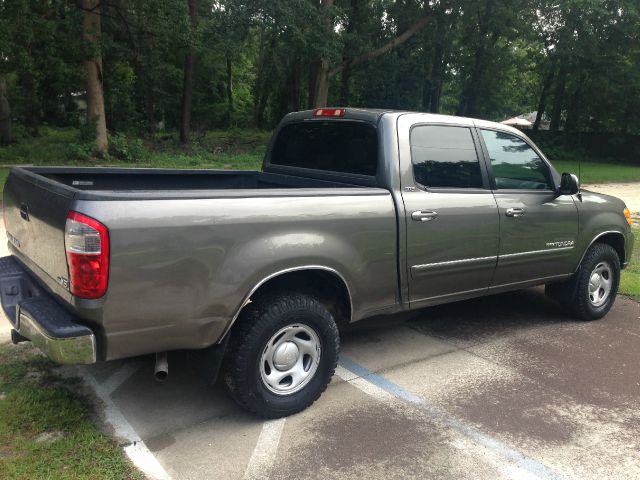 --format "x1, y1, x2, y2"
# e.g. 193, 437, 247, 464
559, 173, 580, 195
